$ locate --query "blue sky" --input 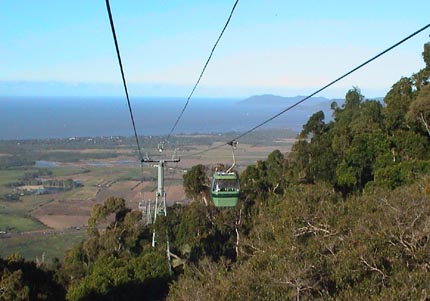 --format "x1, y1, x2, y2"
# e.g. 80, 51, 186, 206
1, 0, 429, 98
